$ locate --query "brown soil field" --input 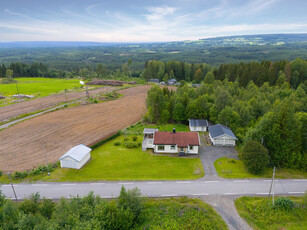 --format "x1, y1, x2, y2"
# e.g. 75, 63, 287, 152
0, 86, 116, 122
0, 85, 151, 172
